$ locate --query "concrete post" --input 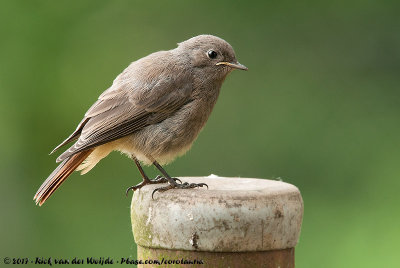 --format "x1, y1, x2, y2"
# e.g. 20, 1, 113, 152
130, 176, 303, 268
